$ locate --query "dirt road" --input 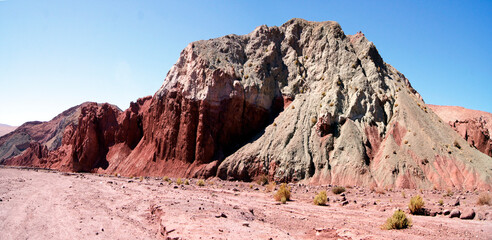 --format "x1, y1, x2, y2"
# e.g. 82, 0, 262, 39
1, 167, 491, 239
